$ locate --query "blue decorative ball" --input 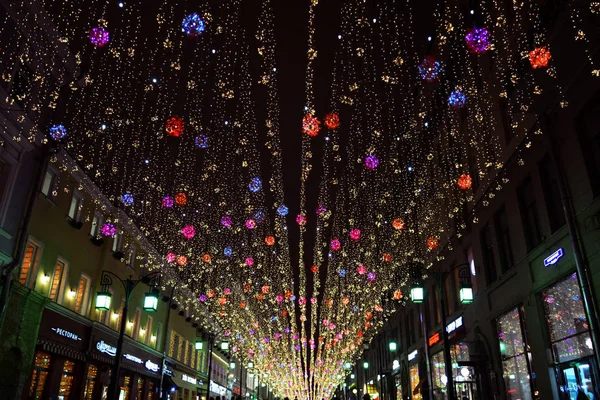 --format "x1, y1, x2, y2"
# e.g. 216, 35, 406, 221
224, 247, 233, 257
338, 269, 347, 277
248, 177, 262, 192
121, 193, 134, 206
182, 13, 206, 38
277, 204, 289, 216
448, 90, 467, 109
49, 124, 67, 140
195, 134, 209, 148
